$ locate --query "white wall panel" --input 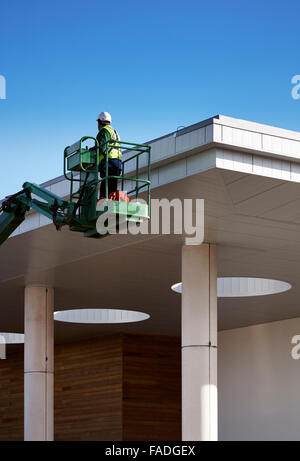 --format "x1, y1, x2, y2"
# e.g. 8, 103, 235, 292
217, 149, 300, 183
219, 317, 300, 441
158, 158, 187, 185
175, 127, 206, 154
